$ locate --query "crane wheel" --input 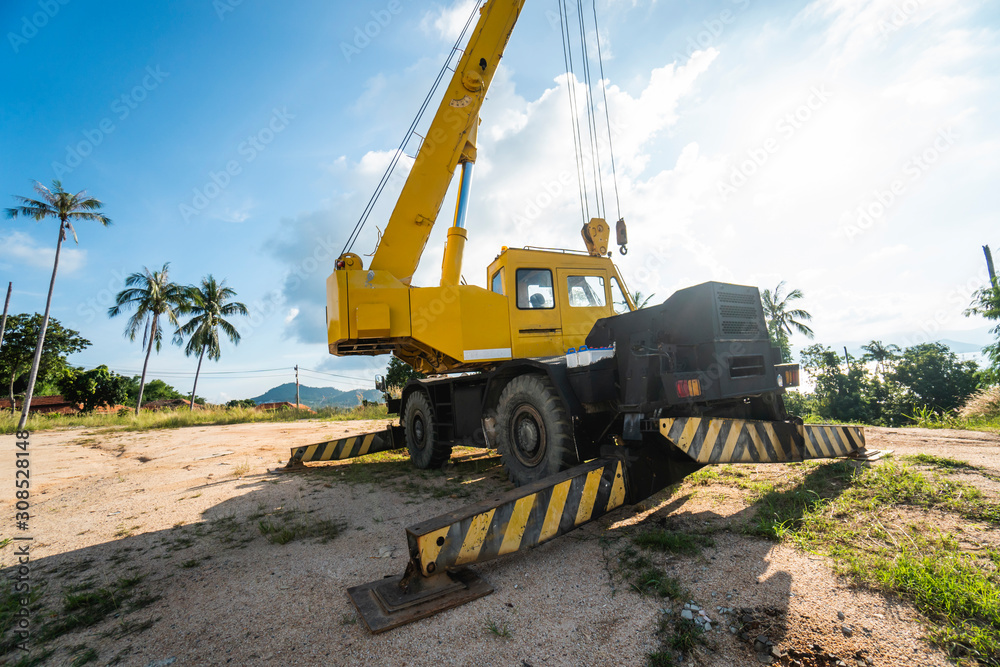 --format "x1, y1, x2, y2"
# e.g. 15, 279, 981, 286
495, 374, 577, 487
403, 391, 452, 469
